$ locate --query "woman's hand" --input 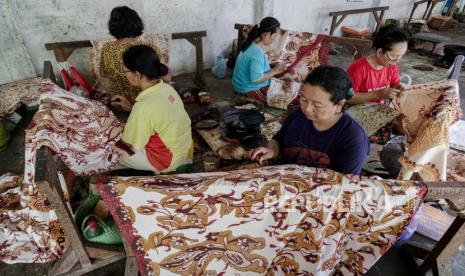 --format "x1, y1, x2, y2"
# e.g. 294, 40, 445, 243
246, 146, 276, 165
111, 95, 133, 112
375, 88, 400, 99
271, 63, 287, 74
